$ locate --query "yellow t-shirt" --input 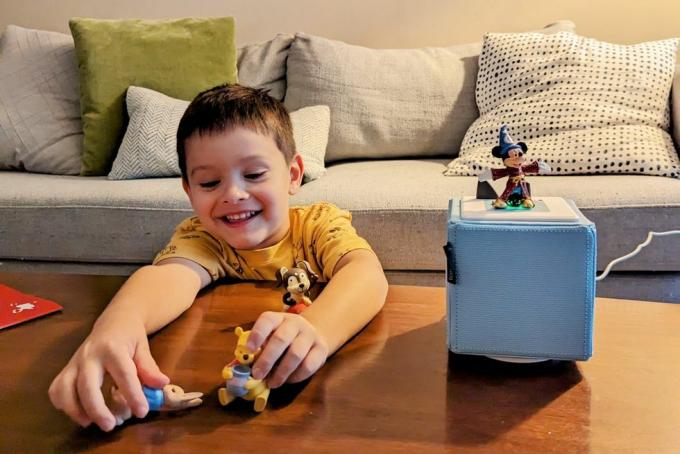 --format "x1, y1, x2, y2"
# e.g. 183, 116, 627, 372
153, 202, 373, 282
